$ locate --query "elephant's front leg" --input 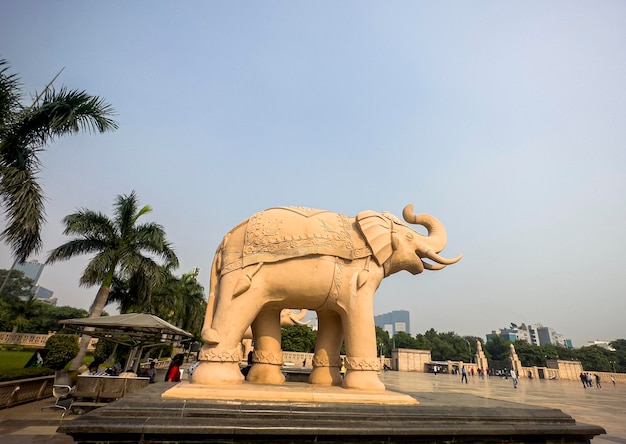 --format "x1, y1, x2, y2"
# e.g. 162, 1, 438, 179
246, 307, 286, 385
309, 310, 343, 386
341, 293, 385, 391
192, 278, 261, 385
